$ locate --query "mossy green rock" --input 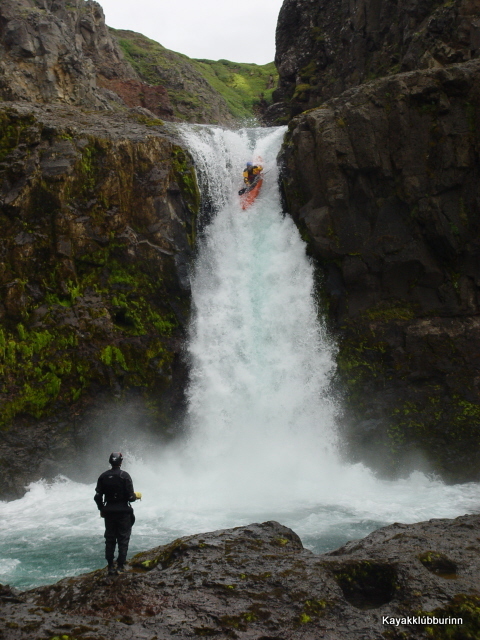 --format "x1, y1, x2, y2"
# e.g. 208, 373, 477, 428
0, 102, 199, 499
